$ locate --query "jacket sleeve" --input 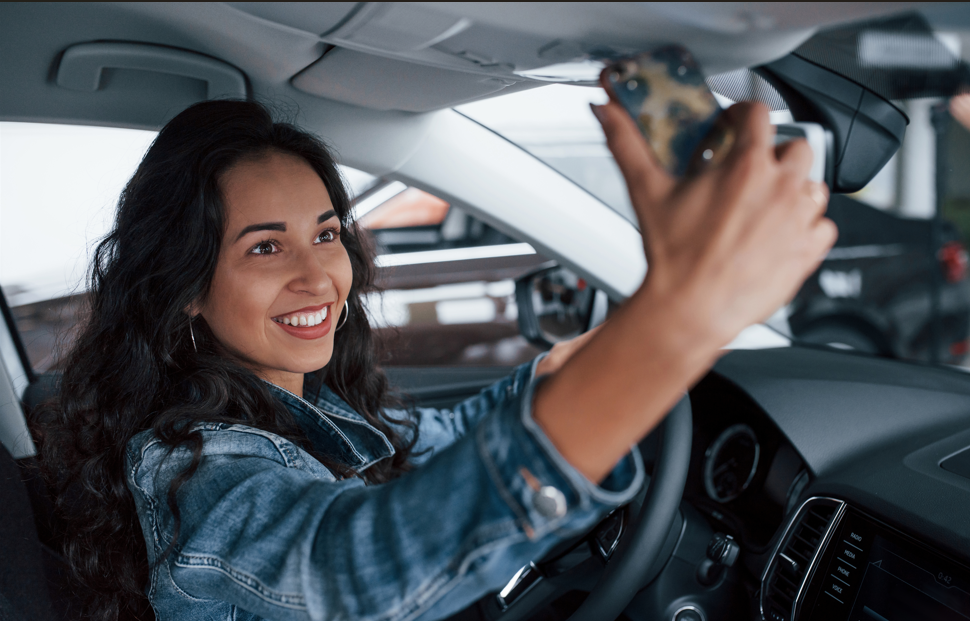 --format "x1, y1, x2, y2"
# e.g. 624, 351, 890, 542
127, 358, 644, 621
